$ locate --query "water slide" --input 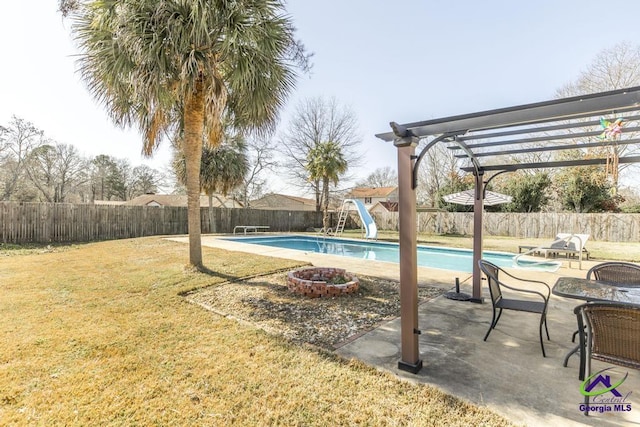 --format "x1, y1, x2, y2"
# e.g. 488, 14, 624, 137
344, 199, 378, 239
